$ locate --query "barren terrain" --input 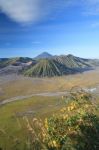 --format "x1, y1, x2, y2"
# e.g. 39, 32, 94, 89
0, 68, 99, 102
